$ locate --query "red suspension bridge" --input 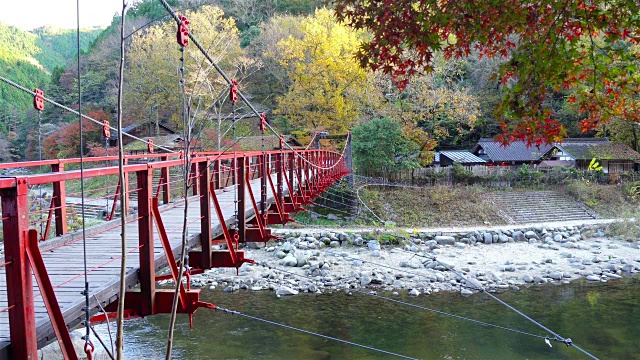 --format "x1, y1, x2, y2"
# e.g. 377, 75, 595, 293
0, 146, 351, 359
